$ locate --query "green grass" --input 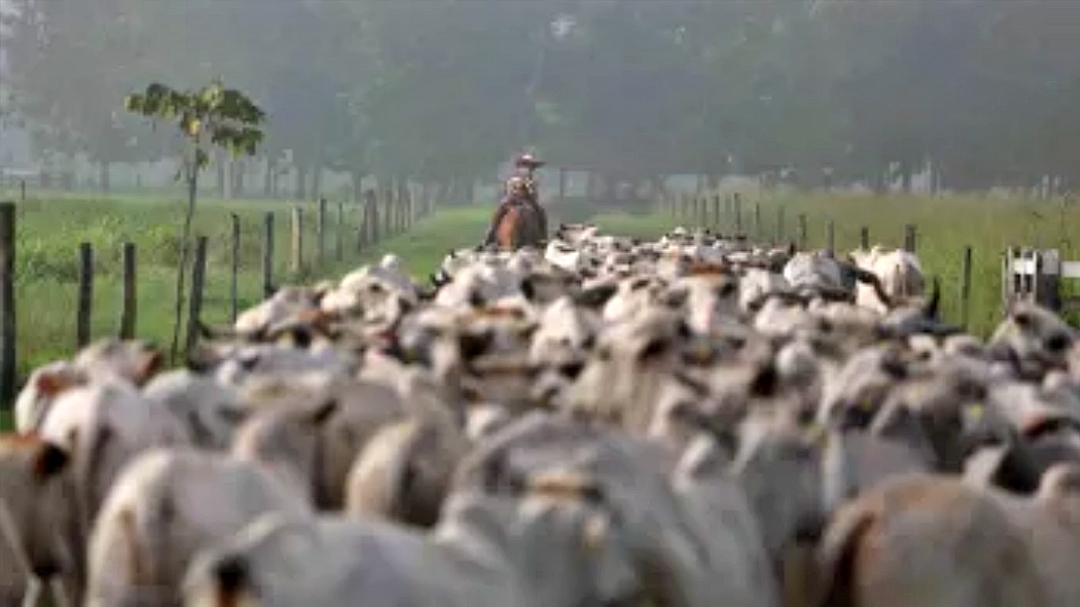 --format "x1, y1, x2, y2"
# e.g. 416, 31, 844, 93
0, 188, 1070, 422
7, 193, 489, 385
